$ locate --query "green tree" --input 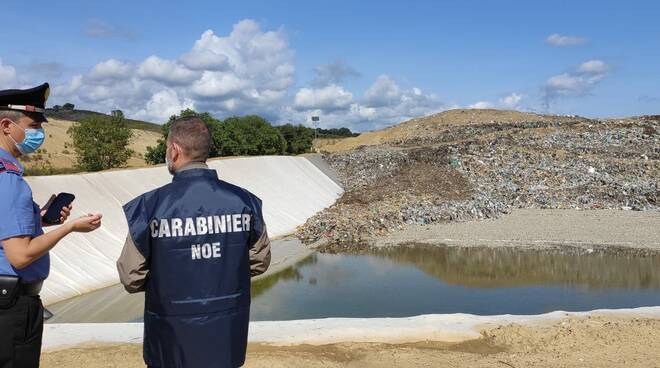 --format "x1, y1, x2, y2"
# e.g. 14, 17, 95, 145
145, 109, 221, 165
145, 110, 288, 164
277, 124, 314, 154
111, 110, 124, 119
68, 115, 134, 171
315, 127, 359, 138
214, 115, 286, 156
